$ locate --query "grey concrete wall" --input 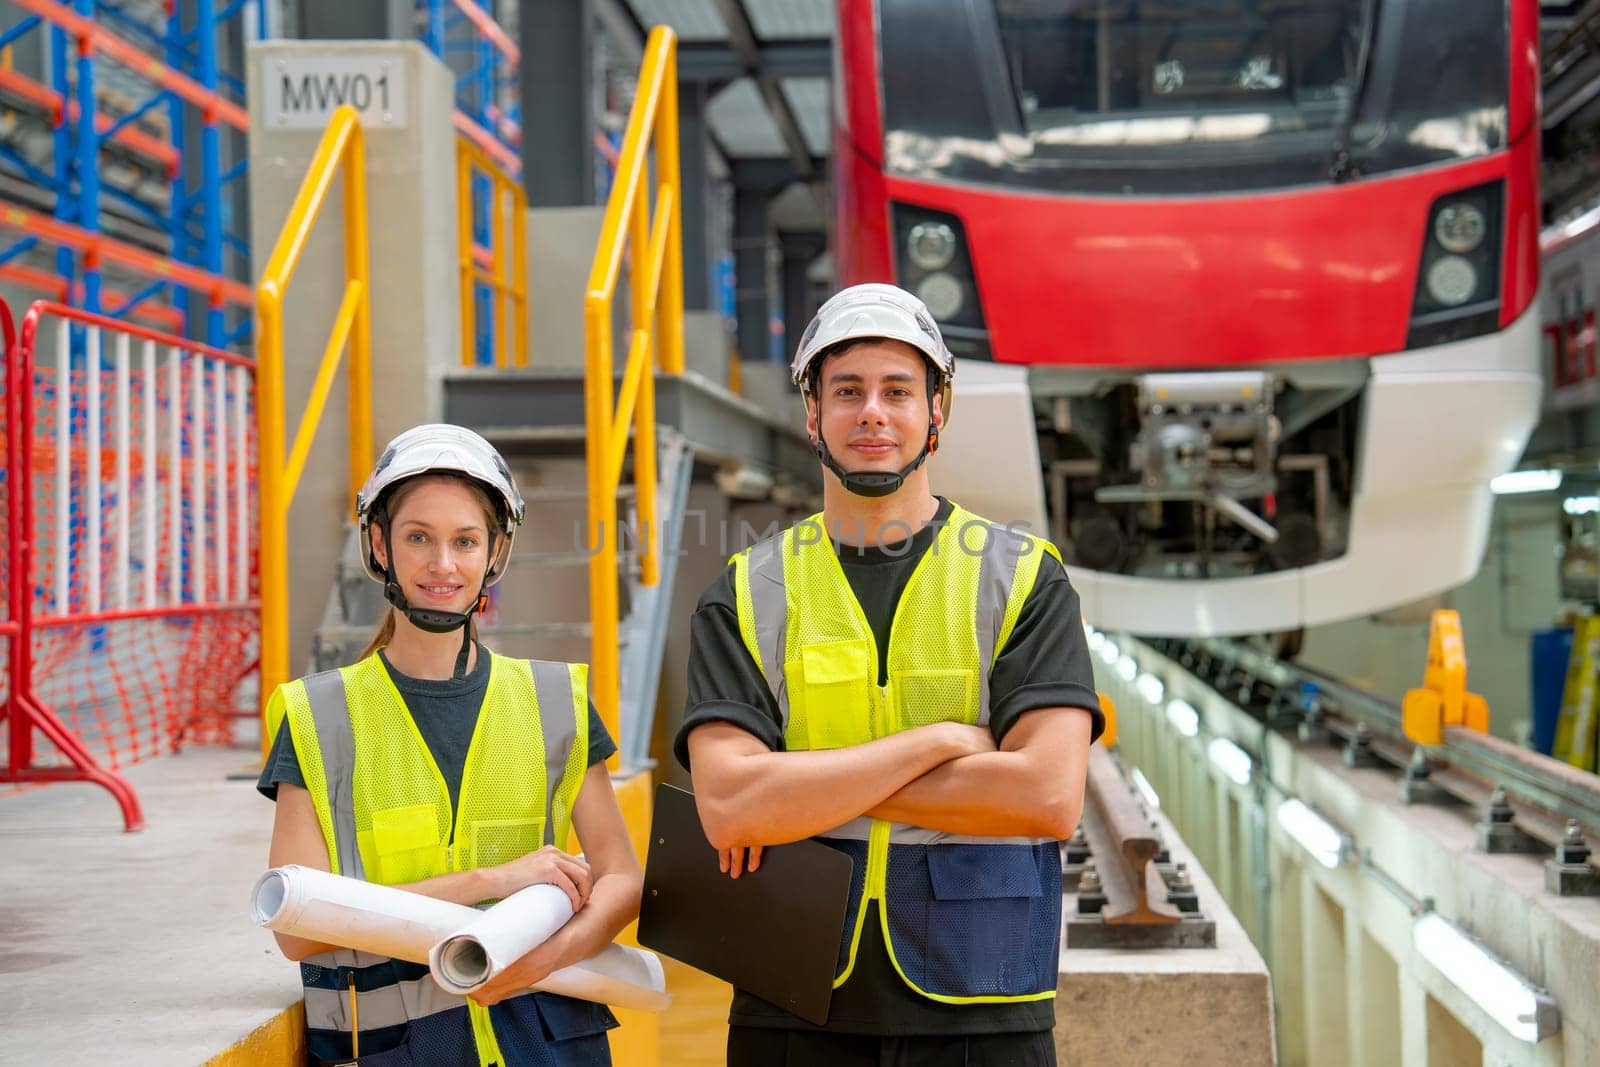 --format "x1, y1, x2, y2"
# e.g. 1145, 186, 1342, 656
683, 309, 728, 387
248, 39, 461, 676
526, 206, 603, 369
1299, 493, 1566, 744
